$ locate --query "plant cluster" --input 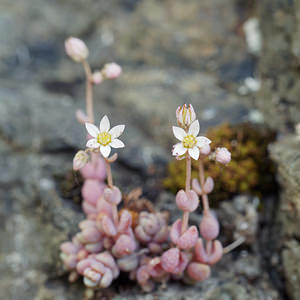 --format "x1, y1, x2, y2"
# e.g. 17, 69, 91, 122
59, 38, 242, 298
164, 122, 276, 203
